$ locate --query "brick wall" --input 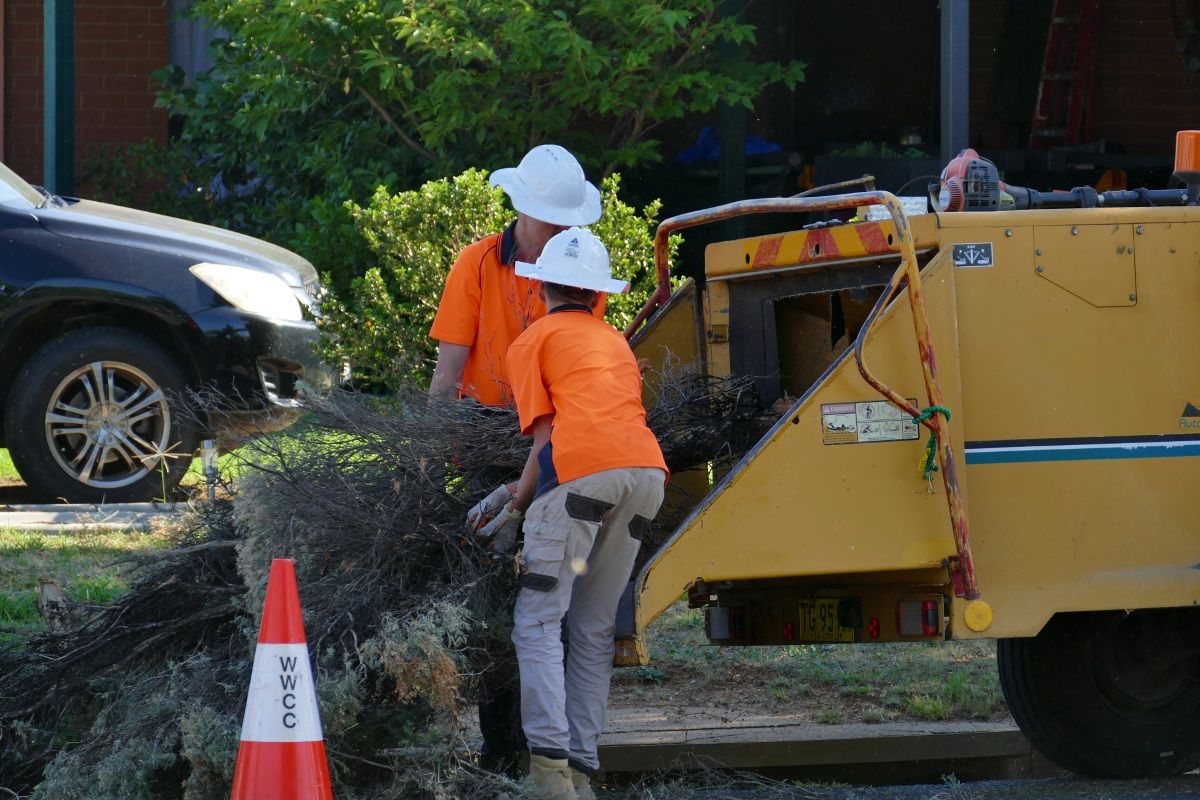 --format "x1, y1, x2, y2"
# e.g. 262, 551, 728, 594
718, 0, 1200, 160
2, 1, 1195, 195
970, 0, 1200, 156
5, 0, 43, 179
1091, 0, 1200, 155
782, 1, 941, 152
4, 0, 169, 189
